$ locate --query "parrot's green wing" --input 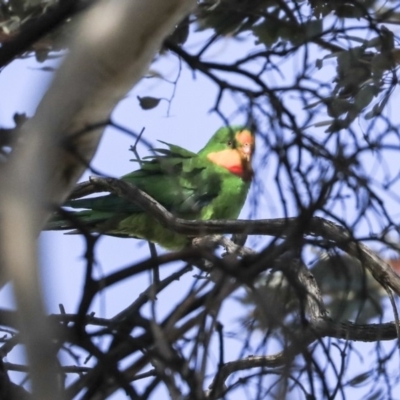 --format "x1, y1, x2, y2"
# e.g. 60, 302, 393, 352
65, 143, 222, 216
